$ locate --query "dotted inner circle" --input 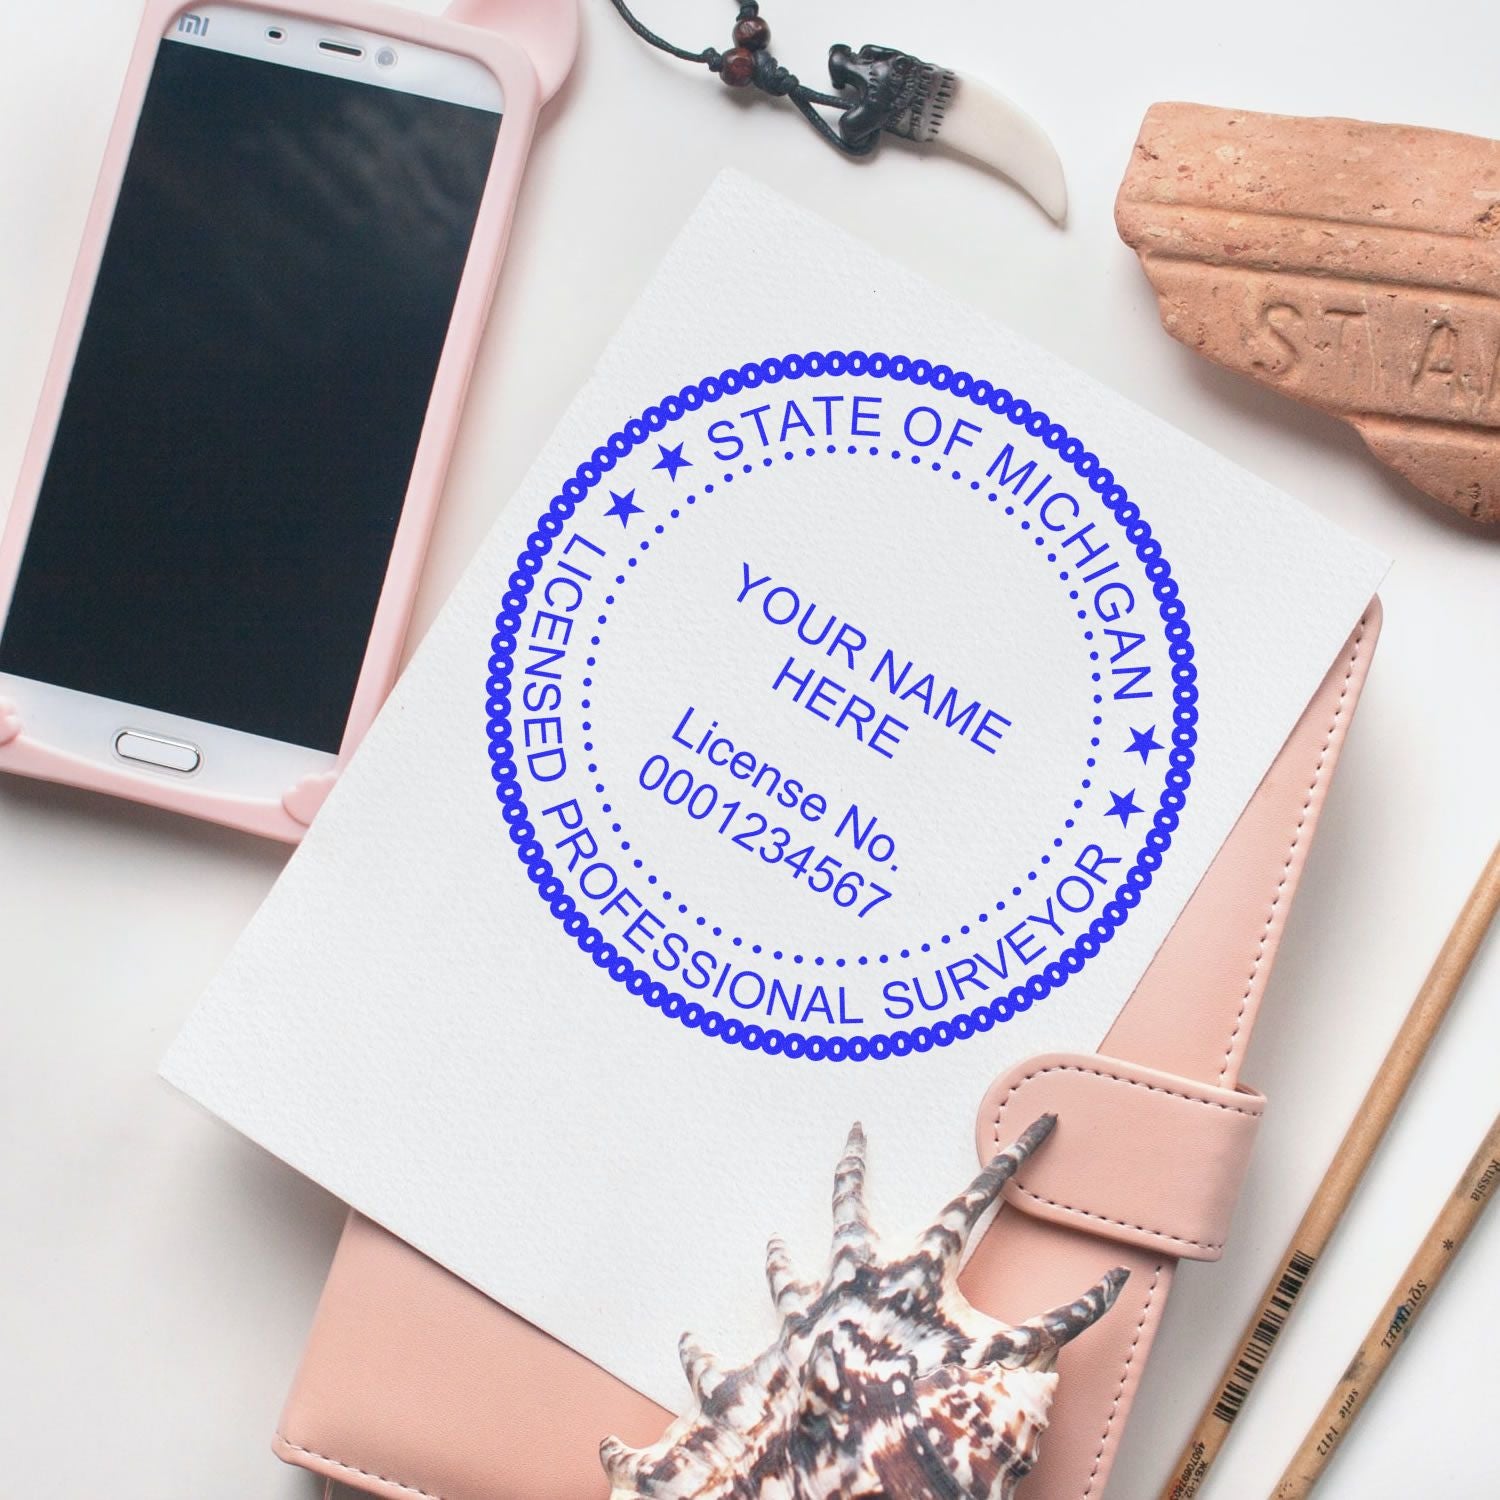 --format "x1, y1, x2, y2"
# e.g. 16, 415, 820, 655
586, 442, 1102, 963
485, 351, 1198, 1063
